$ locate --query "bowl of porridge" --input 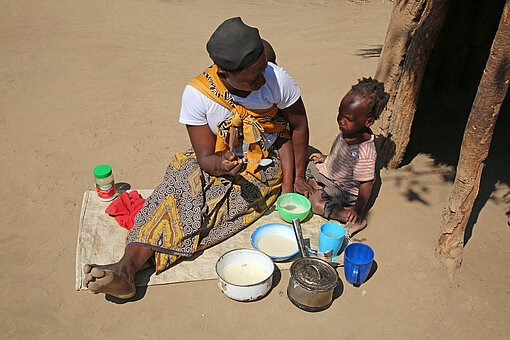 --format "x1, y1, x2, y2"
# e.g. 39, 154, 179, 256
251, 223, 299, 261
215, 248, 275, 301
276, 193, 312, 223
